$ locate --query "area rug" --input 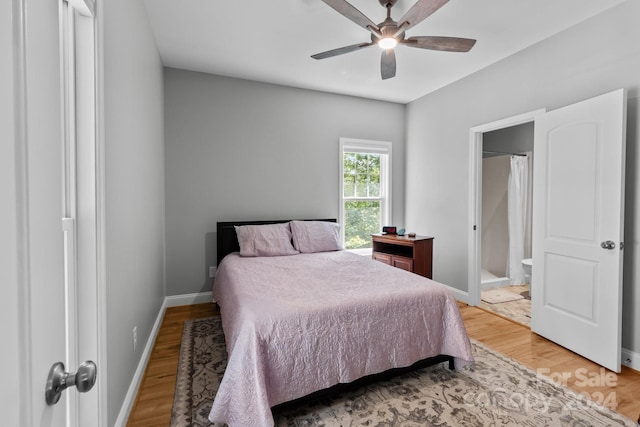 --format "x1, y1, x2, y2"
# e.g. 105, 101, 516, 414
481, 285, 532, 327
481, 288, 524, 304
171, 317, 635, 427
